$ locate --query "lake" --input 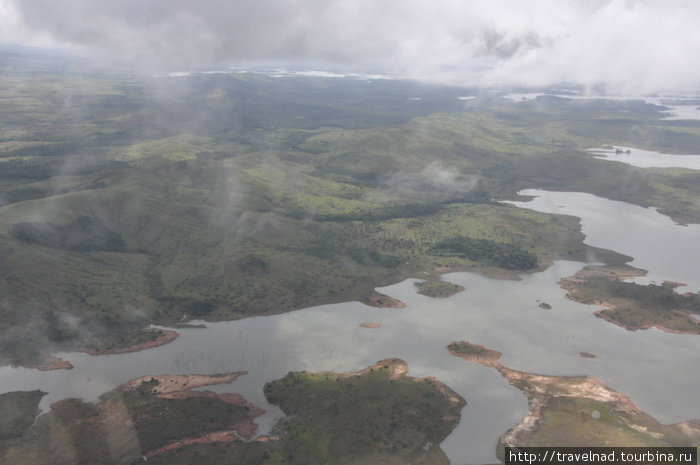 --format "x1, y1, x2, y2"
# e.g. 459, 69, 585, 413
587, 146, 700, 170
1, 190, 699, 465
